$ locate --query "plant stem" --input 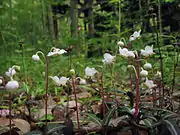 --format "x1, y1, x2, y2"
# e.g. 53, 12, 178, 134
157, 0, 165, 104
71, 76, 80, 135
118, 0, 121, 37
21, 43, 27, 83
101, 64, 106, 121
135, 57, 140, 117
9, 92, 12, 135
171, 45, 179, 94
45, 57, 49, 126
127, 43, 133, 91
0, 77, 5, 101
